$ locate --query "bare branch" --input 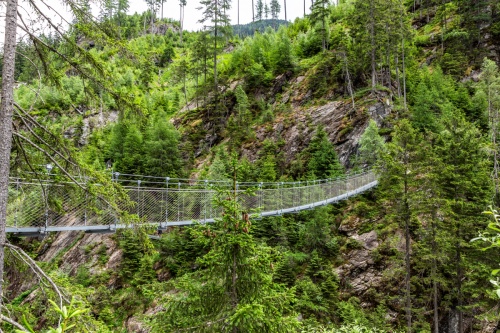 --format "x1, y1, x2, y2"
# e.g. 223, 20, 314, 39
13, 131, 84, 187
5, 243, 68, 308
14, 50, 44, 111
13, 103, 79, 168
0, 314, 28, 332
